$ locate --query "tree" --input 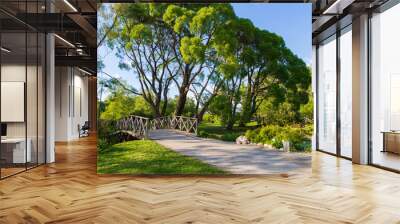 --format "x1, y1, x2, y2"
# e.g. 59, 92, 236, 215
100, 3, 312, 130
162, 4, 237, 116
100, 89, 136, 121
108, 4, 176, 117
